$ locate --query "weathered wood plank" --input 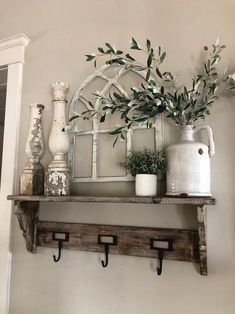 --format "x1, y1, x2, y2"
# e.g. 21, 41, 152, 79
197, 205, 207, 275
14, 201, 39, 253
37, 221, 200, 263
8, 195, 216, 206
